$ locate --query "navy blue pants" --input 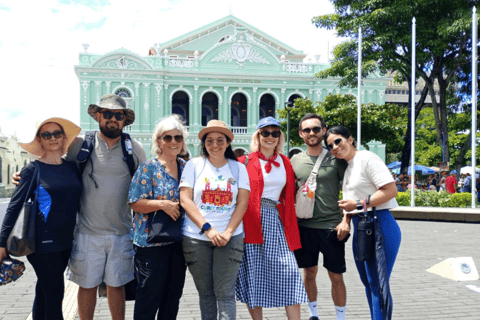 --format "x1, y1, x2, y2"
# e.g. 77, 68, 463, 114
133, 242, 186, 320
27, 249, 71, 320
352, 210, 401, 320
